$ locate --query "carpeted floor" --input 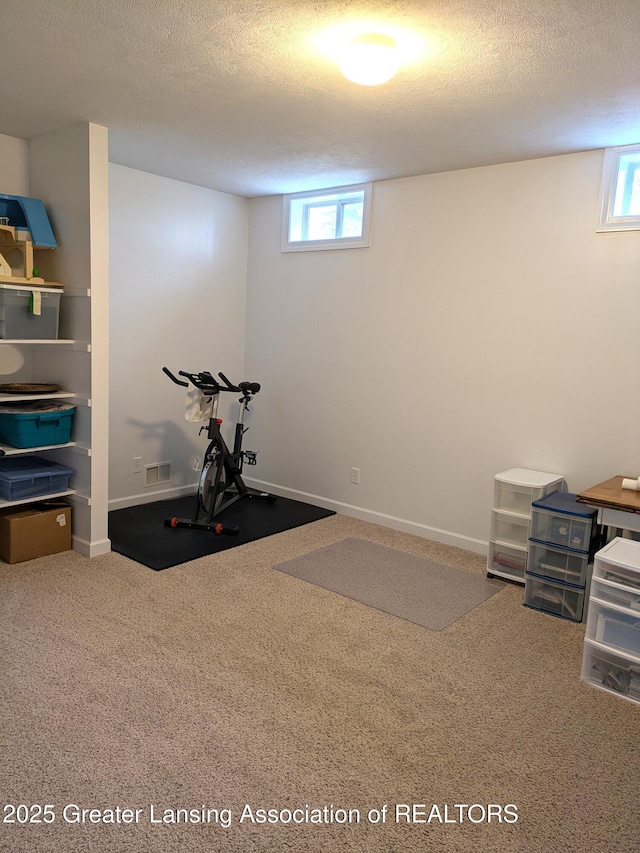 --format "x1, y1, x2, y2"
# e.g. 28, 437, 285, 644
1, 513, 638, 853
